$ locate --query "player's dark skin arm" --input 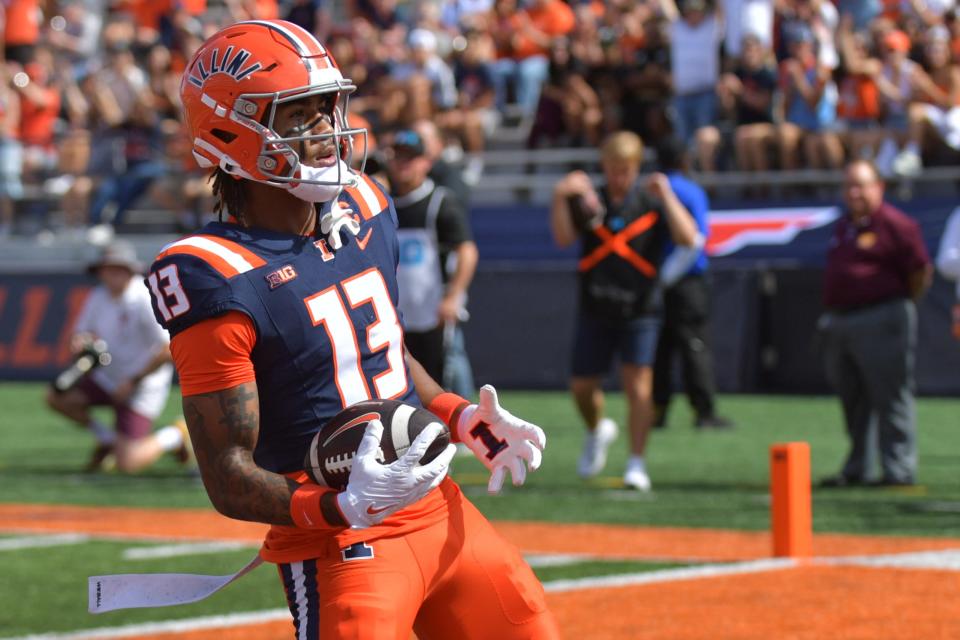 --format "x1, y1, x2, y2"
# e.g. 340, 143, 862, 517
407, 351, 445, 406
182, 351, 445, 526
182, 382, 301, 526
